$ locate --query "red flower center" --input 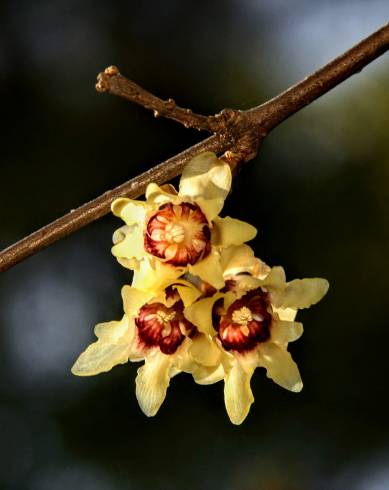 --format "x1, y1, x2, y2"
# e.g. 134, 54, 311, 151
144, 202, 211, 266
215, 288, 272, 352
136, 300, 196, 355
